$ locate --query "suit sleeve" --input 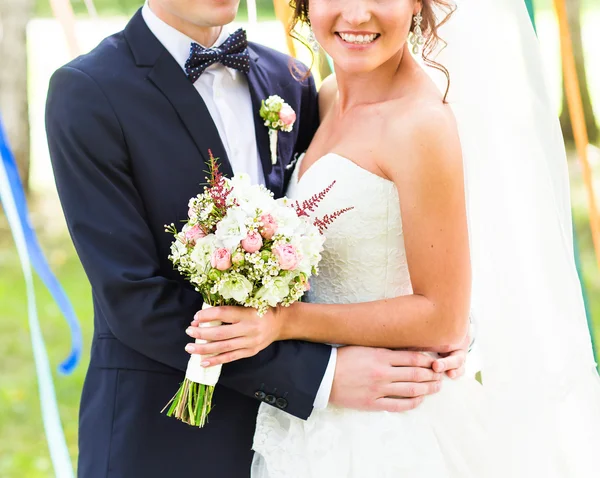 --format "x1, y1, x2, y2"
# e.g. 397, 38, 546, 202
46, 66, 330, 419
